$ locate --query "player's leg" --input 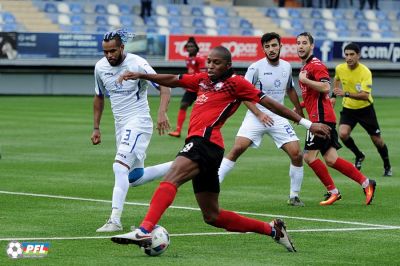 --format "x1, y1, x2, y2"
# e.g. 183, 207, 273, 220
129, 161, 174, 187
324, 147, 376, 205
169, 91, 196, 137
219, 116, 263, 183
339, 109, 365, 170
370, 135, 391, 176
